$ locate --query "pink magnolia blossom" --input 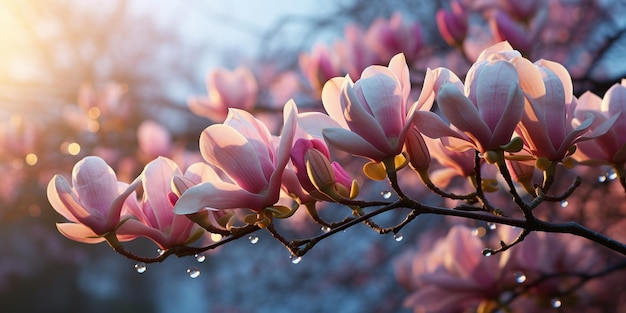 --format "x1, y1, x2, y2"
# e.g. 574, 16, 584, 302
574, 79, 626, 165
365, 13, 423, 63
515, 58, 616, 161
310, 53, 414, 162
414, 43, 525, 153
173, 101, 297, 214
47, 156, 139, 244
399, 225, 502, 313
334, 24, 381, 79
117, 157, 204, 249
298, 44, 343, 95
490, 11, 533, 56
289, 138, 354, 202
436, 0, 468, 47
137, 120, 172, 159
188, 66, 258, 122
